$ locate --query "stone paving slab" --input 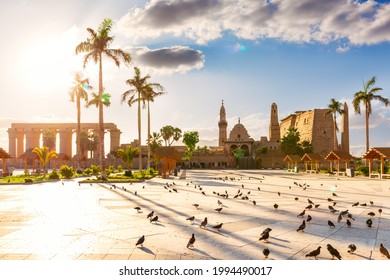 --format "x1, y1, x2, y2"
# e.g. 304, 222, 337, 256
1, 169, 390, 260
